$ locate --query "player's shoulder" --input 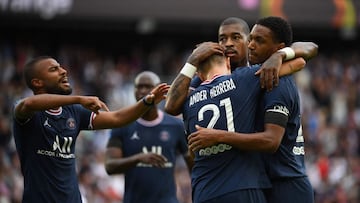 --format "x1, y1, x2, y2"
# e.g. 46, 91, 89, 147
162, 111, 182, 121
232, 65, 259, 76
